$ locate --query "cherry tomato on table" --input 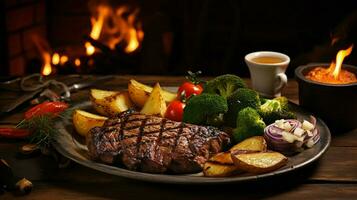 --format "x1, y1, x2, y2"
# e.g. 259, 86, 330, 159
177, 82, 203, 99
165, 100, 186, 122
